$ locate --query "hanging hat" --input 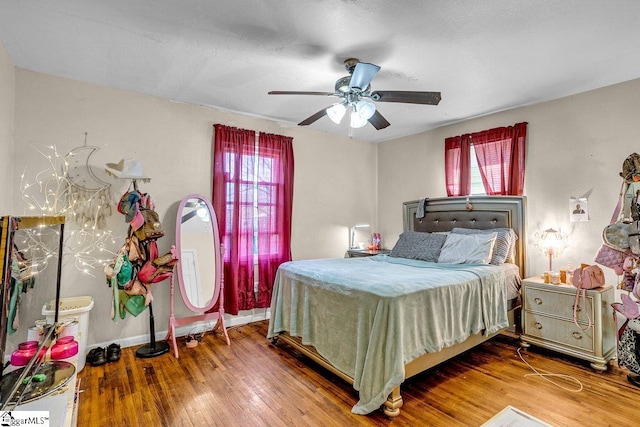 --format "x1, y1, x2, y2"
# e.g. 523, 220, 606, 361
105, 158, 149, 179
117, 191, 144, 230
